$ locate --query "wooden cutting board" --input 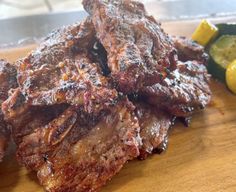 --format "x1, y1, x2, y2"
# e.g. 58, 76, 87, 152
0, 20, 236, 192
